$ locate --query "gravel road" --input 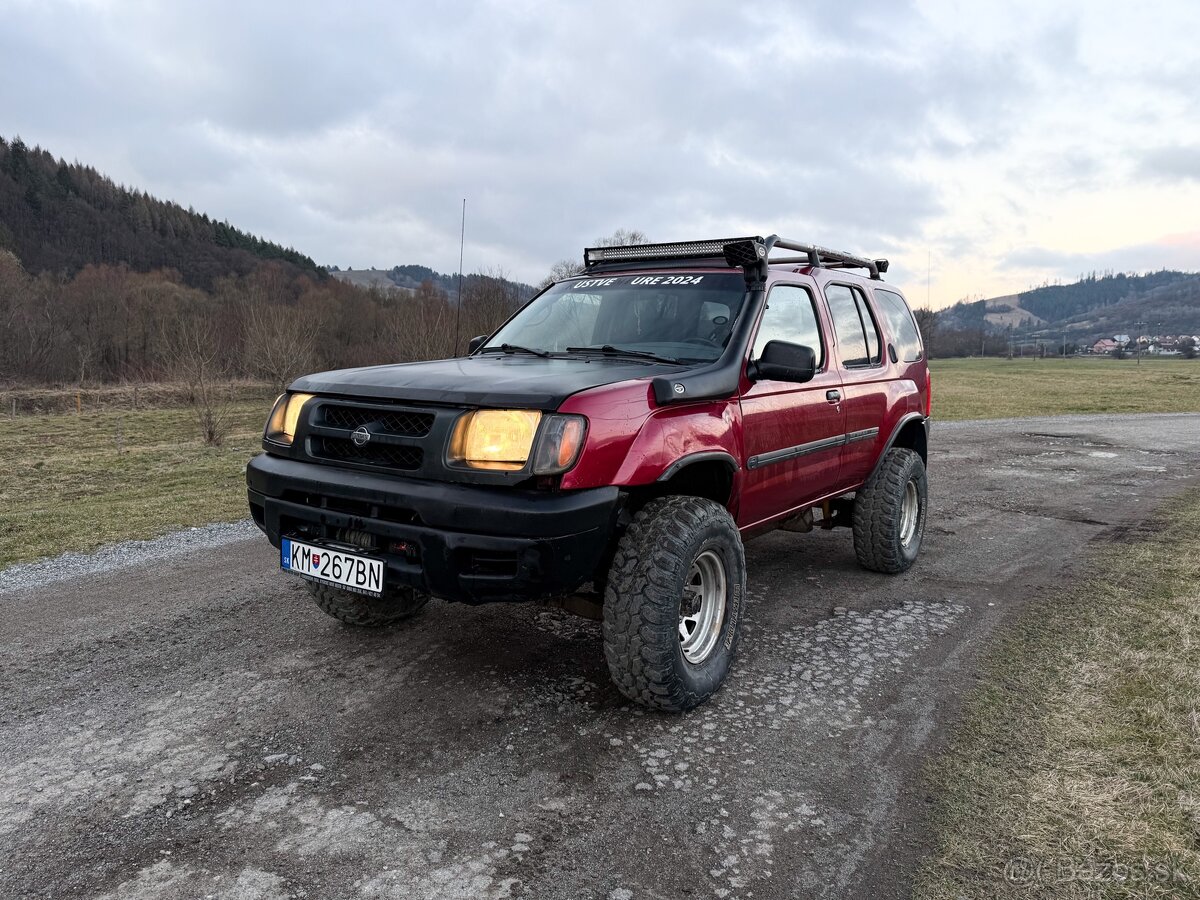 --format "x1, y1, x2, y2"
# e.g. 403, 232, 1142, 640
3, 414, 1198, 900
